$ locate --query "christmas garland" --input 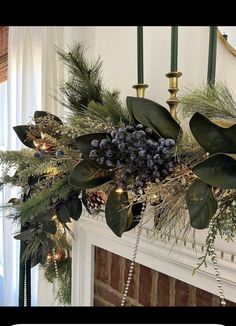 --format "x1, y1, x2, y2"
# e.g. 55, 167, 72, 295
1, 43, 236, 305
